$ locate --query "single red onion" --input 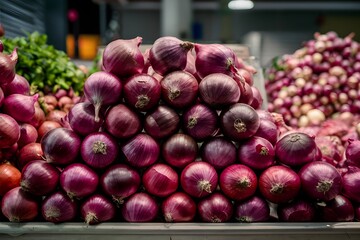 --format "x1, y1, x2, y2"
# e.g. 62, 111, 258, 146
201, 137, 237, 170
198, 192, 233, 223
121, 133, 160, 168
2, 93, 39, 123
100, 164, 140, 205
80, 194, 116, 225
123, 73, 161, 112
180, 161, 218, 198
121, 193, 159, 222
1, 74, 30, 96
144, 105, 180, 139
182, 103, 218, 141
162, 133, 198, 169
149, 36, 194, 76
342, 166, 360, 202
238, 81, 254, 104
142, 163, 178, 197
60, 163, 99, 200
318, 195, 354, 222
253, 119, 278, 146
41, 128, 81, 165
0, 47, 17, 85
29, 105, 46, 129
102, 37, 144, 78
234, 196, 270, 222
160, 70, 198, 109
162, 192, 196, 222
277, 199, 316, 222
345, 139, 360, 167
41, 191, 77, 223
17, 123, 38, 148
0, 113, 20, 148
84, 71, 122, 122
17, 143, 44, 170
37, 120, 62, 142
250, 86, 264, 109
0, 163, 21, 196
